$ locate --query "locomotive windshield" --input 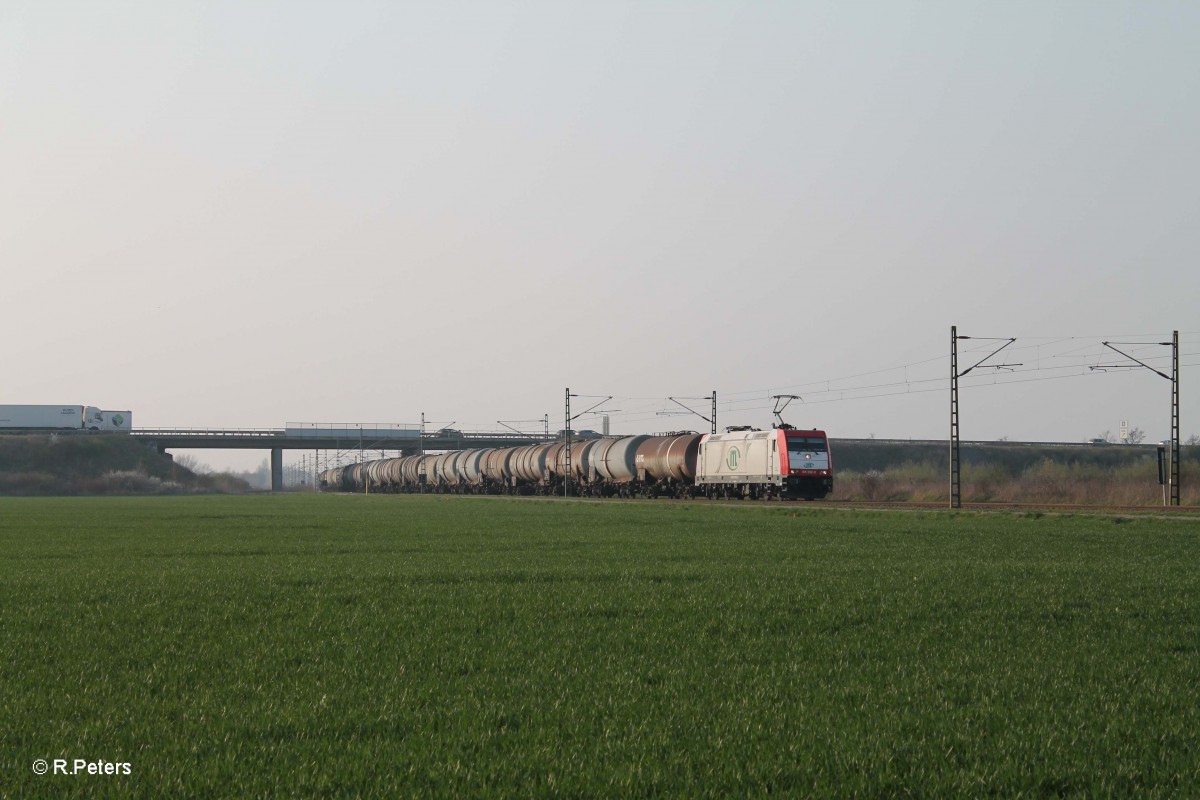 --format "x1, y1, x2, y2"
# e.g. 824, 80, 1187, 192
786, 436, 827, 452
